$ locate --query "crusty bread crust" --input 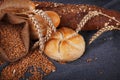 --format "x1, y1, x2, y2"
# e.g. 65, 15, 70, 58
44, 27, 85, 62
35, 1, 120, 30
